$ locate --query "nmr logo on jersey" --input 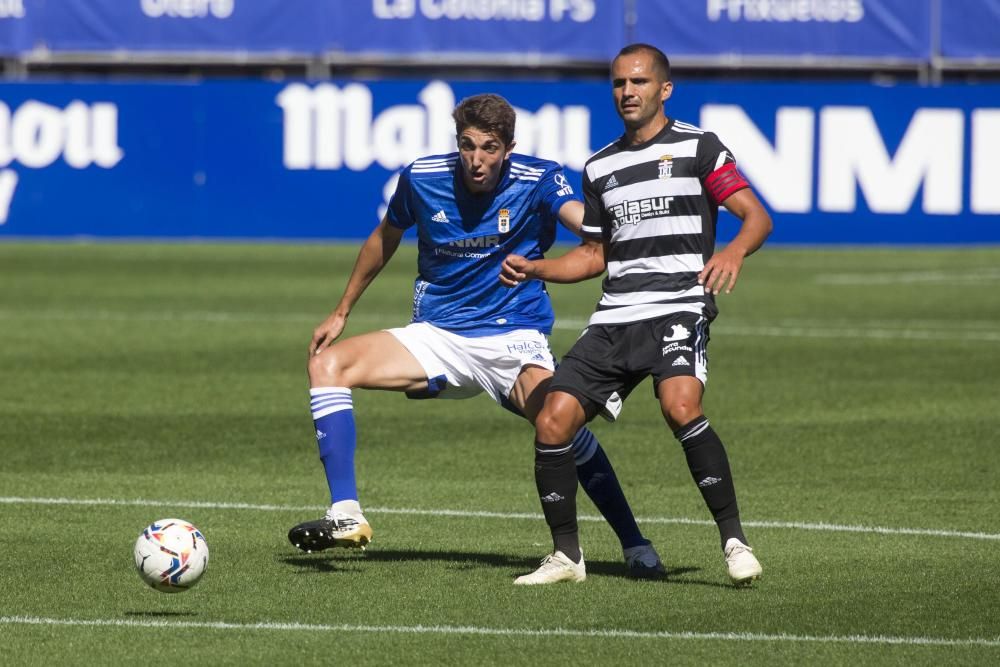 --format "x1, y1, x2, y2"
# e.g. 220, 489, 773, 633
449, 235, 501, 249
610, 196, 674, 228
